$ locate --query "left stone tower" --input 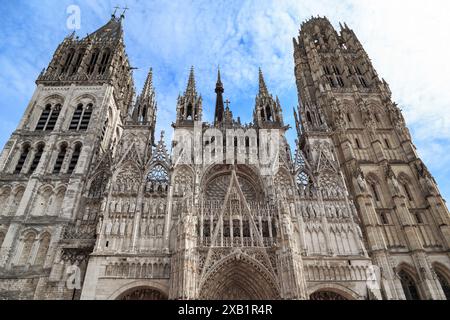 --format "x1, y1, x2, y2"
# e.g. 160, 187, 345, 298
0, 14, 136, 299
